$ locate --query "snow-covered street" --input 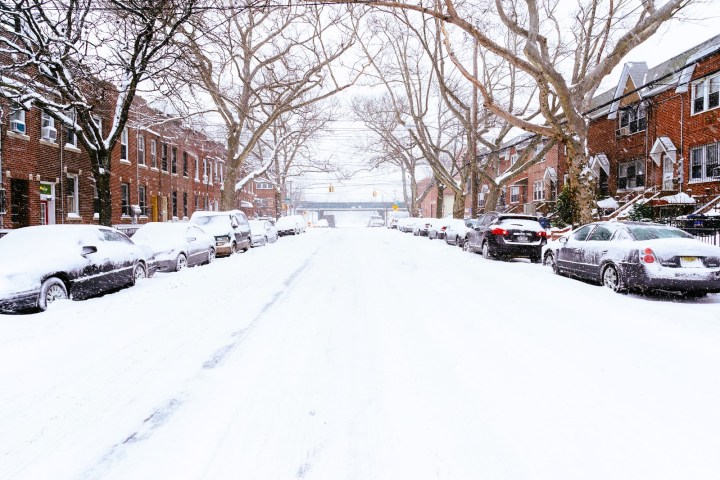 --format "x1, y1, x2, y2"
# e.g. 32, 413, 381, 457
1, 227, 720, 480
